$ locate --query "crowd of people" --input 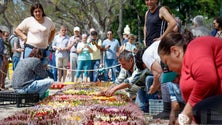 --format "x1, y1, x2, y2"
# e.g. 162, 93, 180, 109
0, 0, 222, 124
